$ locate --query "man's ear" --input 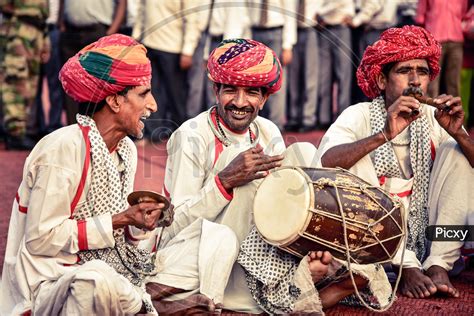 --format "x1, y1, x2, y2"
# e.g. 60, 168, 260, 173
375, 72, 387, 91
105, 95, 121, 113
259, 92, 270, 110
213, 83, 220, 103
